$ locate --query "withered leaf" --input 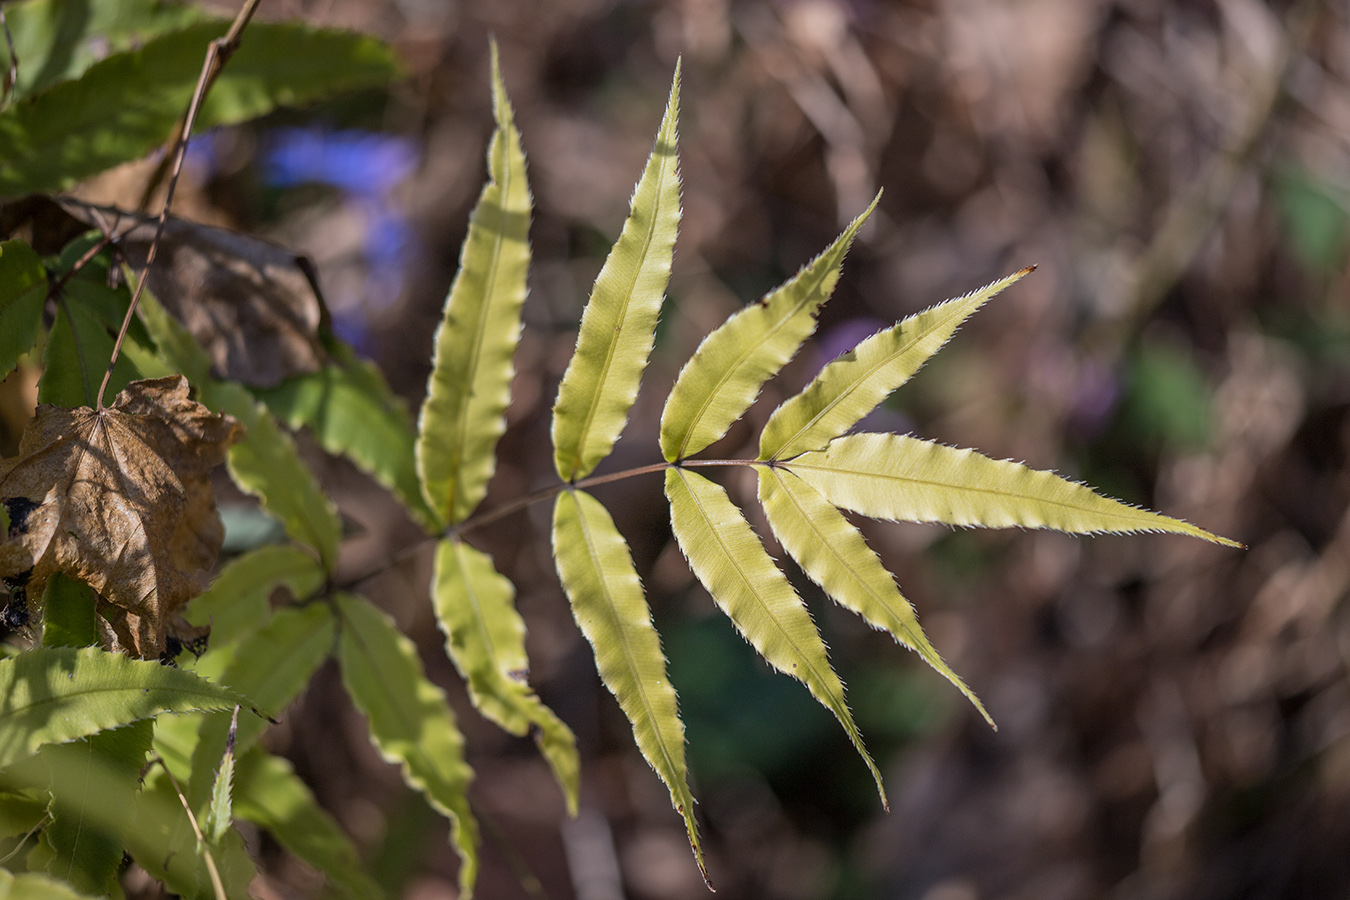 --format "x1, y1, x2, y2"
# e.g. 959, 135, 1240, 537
0, 376, 241, 657
0, 195, 329, 388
